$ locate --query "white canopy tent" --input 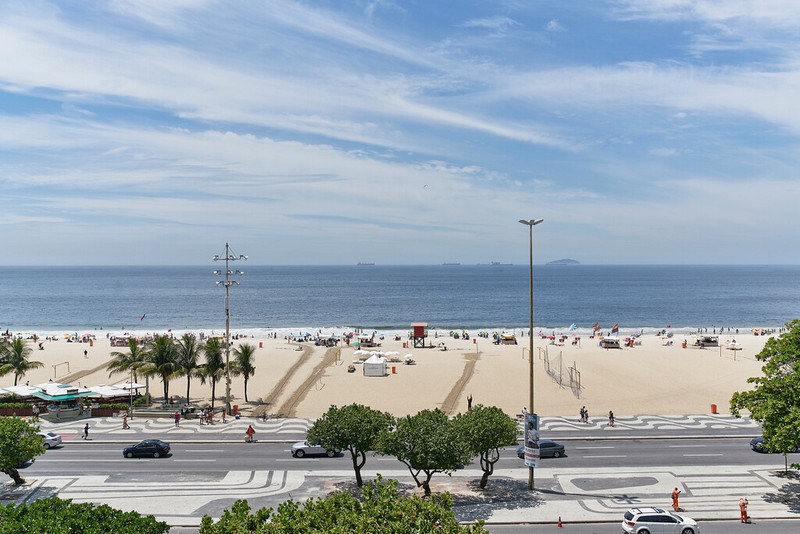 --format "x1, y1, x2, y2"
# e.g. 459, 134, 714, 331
363, 354, 387, 377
